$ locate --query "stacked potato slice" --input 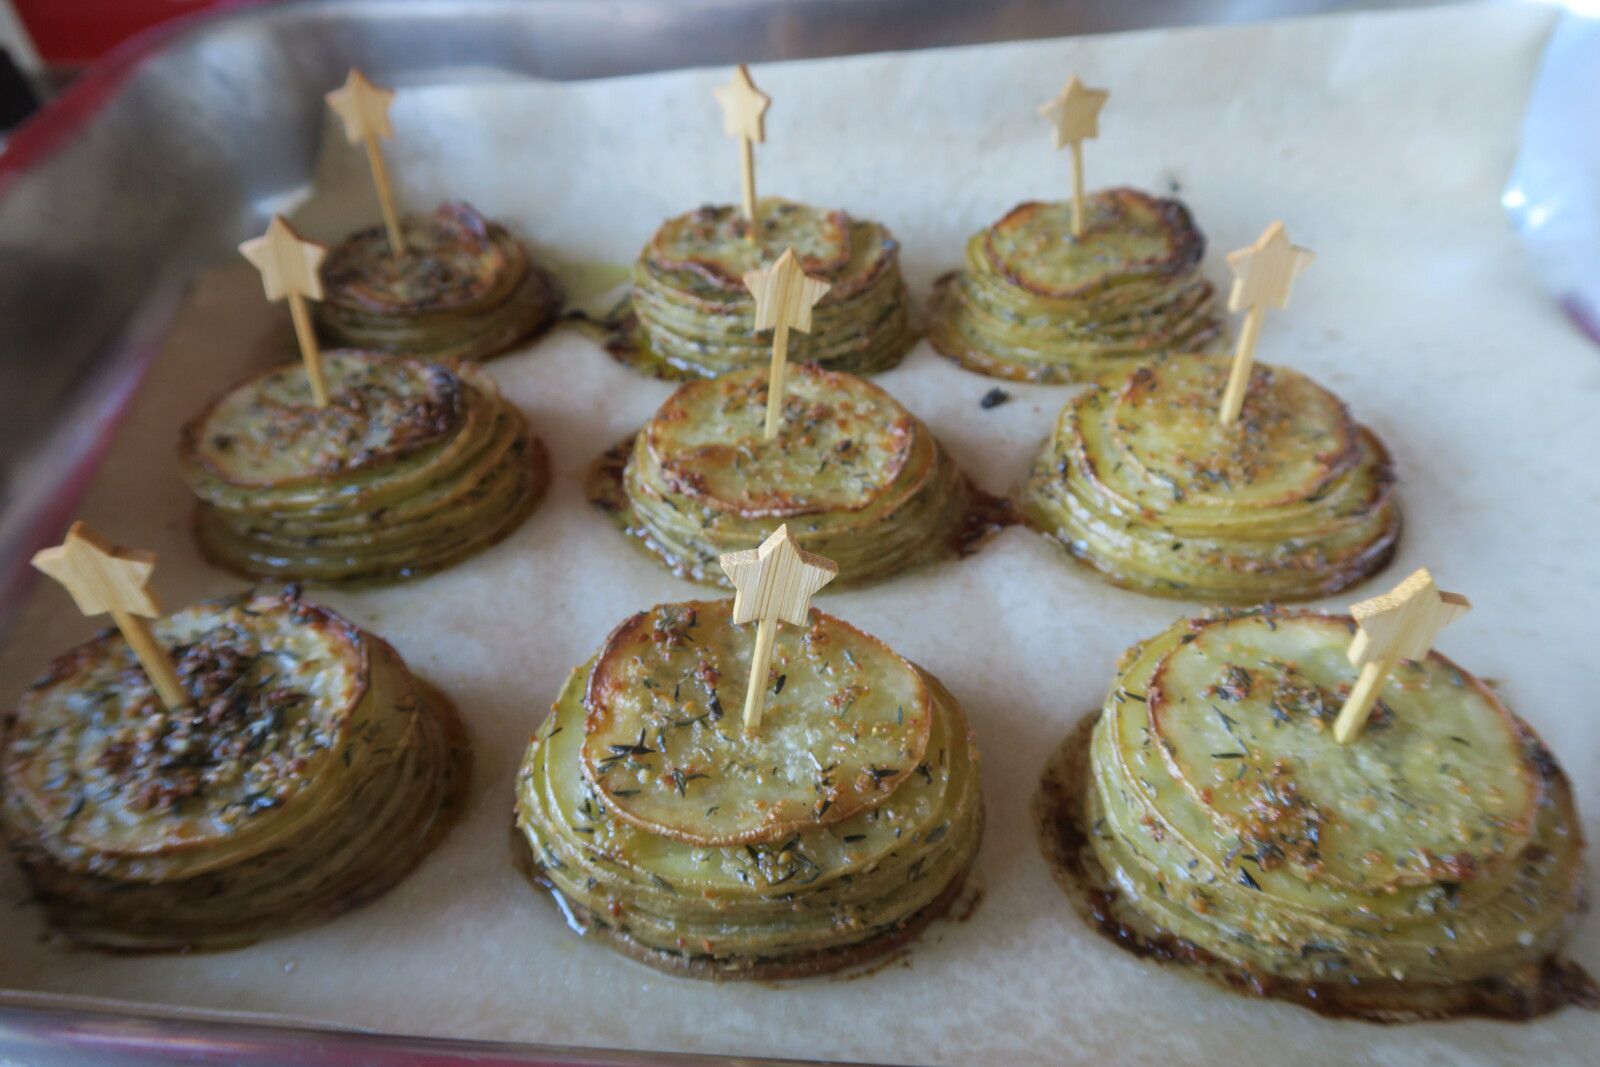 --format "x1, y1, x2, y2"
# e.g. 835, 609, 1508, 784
1019, 355, 1398, 602
181, 350, 547, 583
1050, 610, 1587, 1019
611, 198, 915, 379
0, 591, 469, 952
589, 364, 1000, 587
515, 599, 983, 979
315, 202, 563, 363
926, 188, 1222, 382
